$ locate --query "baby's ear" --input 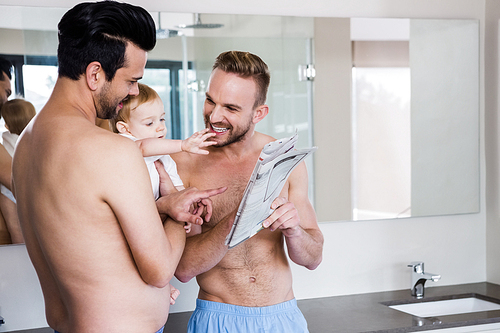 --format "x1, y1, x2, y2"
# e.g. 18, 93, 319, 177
115, 121, 130, 134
